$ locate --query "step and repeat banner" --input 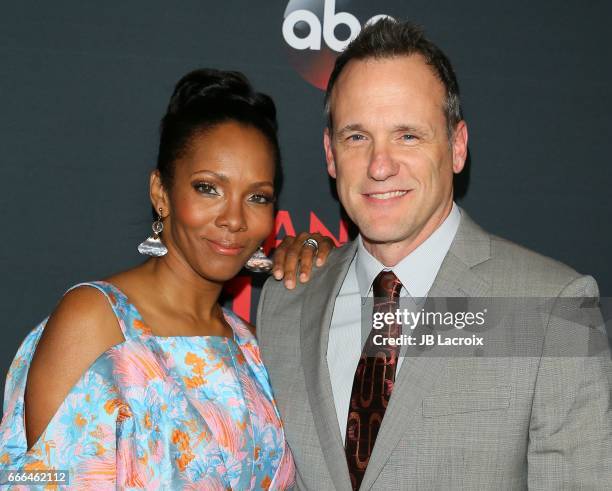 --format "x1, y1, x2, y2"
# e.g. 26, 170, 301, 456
1, 1, 611, 395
